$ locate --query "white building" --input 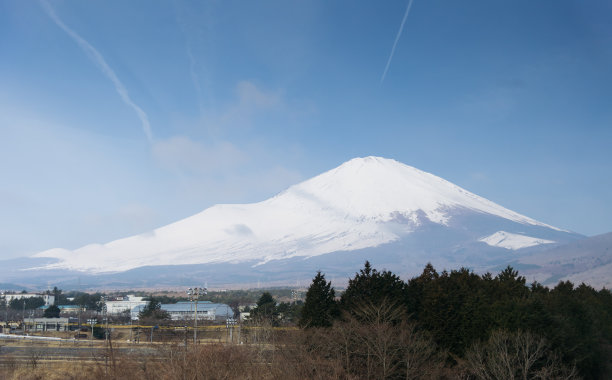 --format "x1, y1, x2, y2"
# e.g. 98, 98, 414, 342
1, 293, 55, 306
105, 295, 148, 315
